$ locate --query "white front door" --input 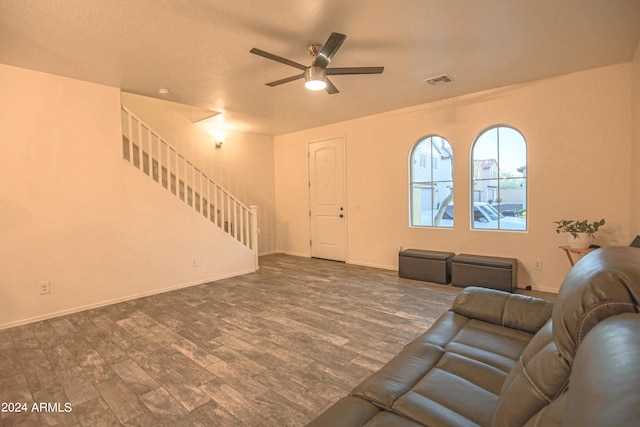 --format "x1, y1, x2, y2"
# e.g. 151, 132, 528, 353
309, 137, 346, 262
